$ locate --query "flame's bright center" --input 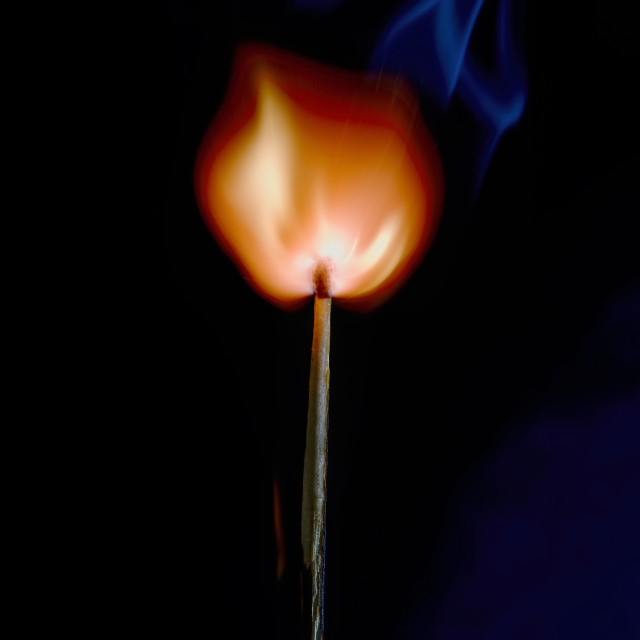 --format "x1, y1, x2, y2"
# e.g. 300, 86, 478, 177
195, 45, 443, 310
